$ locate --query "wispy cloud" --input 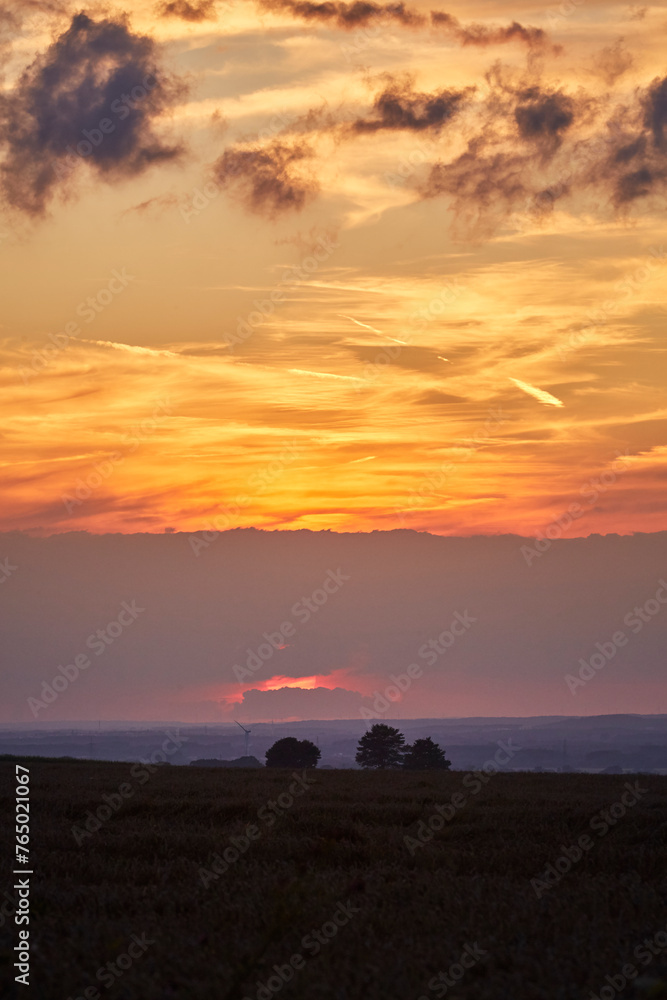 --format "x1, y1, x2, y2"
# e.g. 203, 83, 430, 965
288, 368, 363, 382
81, 339, 181, 358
